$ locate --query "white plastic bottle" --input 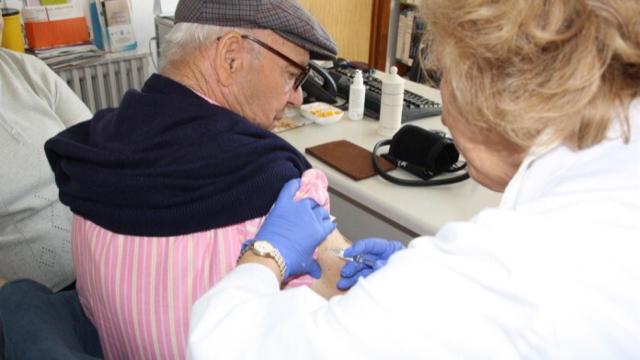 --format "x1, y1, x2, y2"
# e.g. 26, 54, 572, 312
348, 70, 366, 120
378, 66, 405, 136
